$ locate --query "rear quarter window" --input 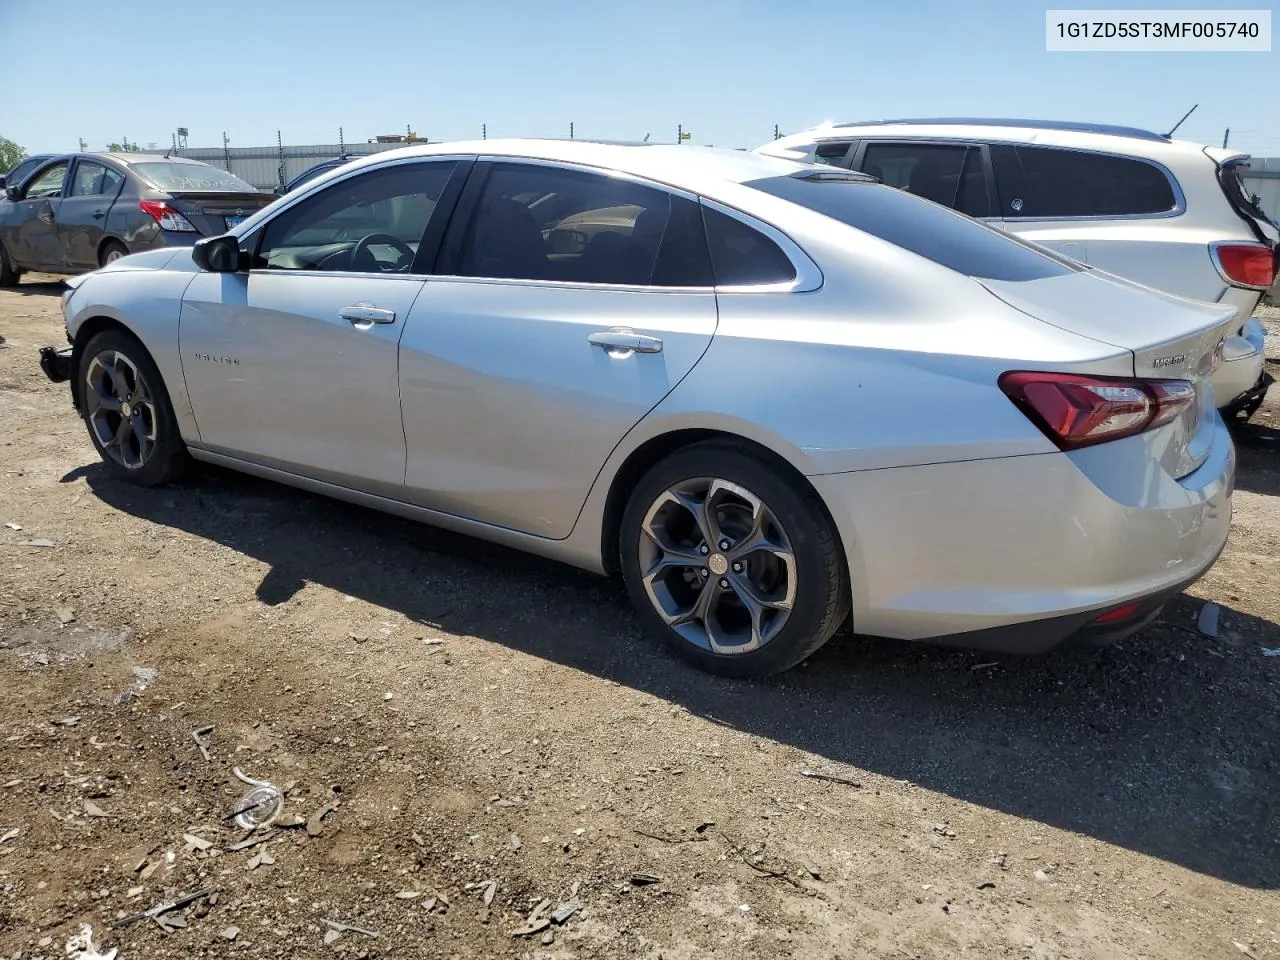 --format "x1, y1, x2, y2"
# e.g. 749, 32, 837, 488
747, 173, 1077, 282
991, 145, 1177, 218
